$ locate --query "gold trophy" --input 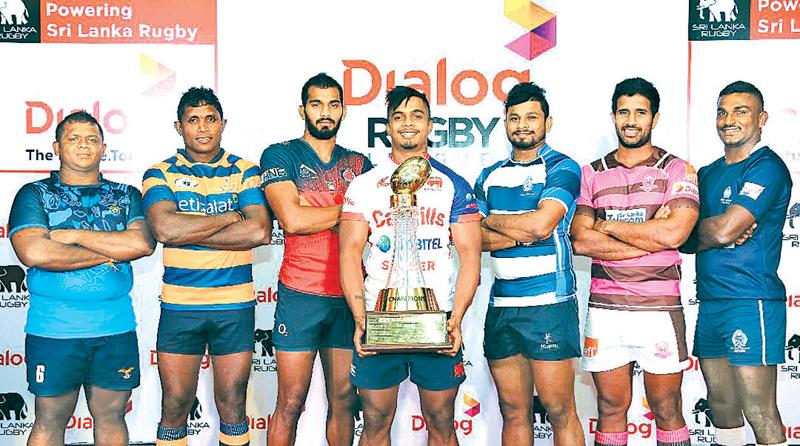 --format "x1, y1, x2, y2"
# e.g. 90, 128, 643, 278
362, 156, 452, 352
